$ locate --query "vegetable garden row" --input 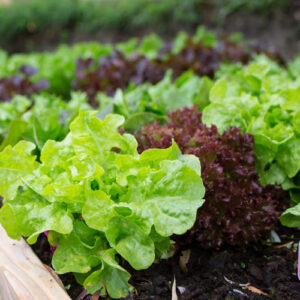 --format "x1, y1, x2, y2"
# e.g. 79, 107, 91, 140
0, 27, 299, 299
